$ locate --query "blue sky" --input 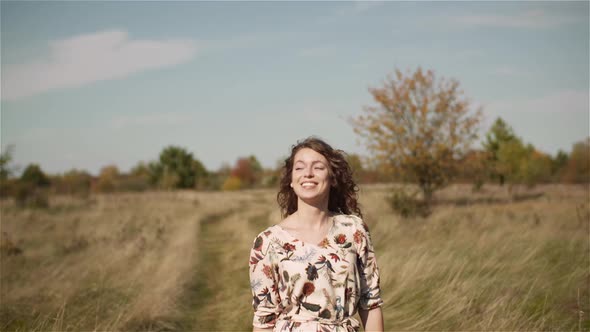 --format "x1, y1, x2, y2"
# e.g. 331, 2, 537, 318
1, 1, 588, 175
